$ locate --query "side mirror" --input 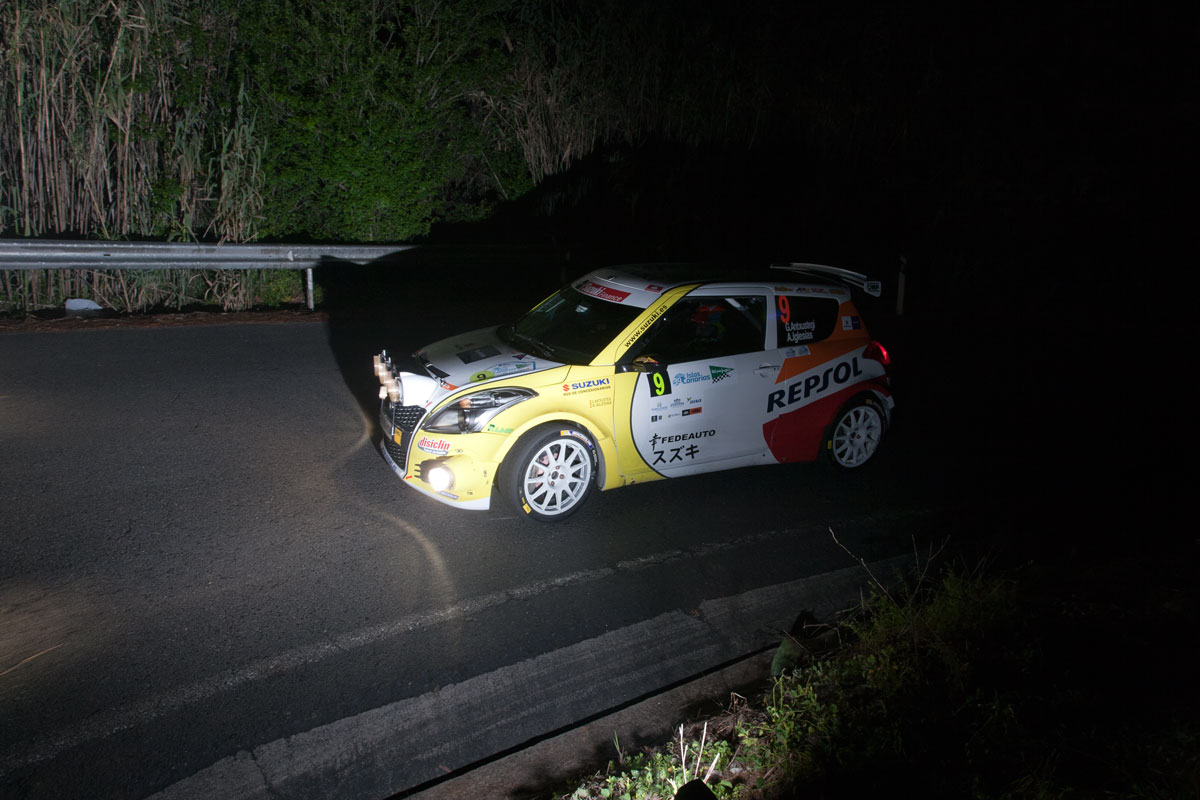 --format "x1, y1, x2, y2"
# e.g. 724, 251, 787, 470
615, 358, 664, 374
